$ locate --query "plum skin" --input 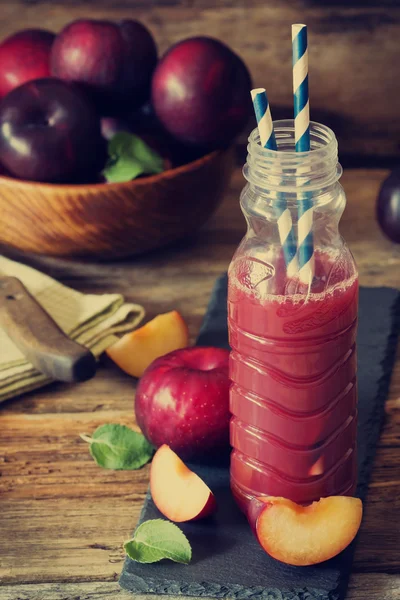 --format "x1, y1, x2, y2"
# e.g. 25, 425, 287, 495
377, 170, 400, 243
